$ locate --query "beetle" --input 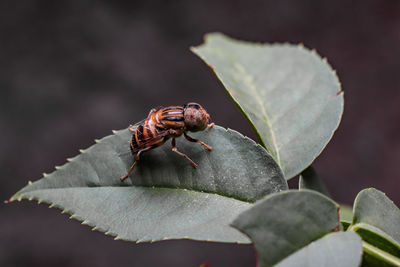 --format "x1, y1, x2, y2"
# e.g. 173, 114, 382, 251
120, 102, 214, 181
